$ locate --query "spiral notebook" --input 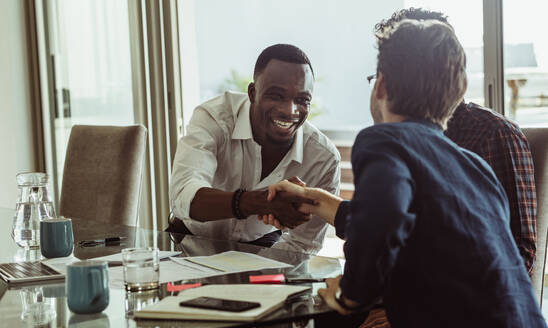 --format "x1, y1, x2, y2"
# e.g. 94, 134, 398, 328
0, 261, 64, 284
